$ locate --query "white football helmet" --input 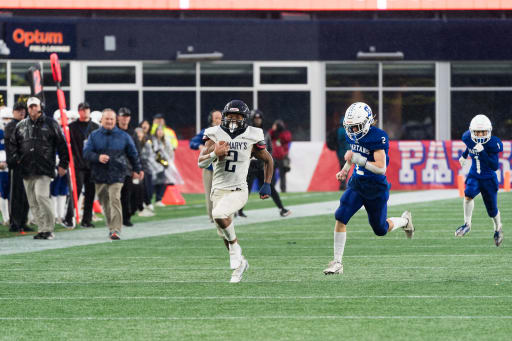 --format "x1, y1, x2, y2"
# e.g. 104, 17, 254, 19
469, 114, 492, 144
0, 107, 13, 129
343, 102, 374, 141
